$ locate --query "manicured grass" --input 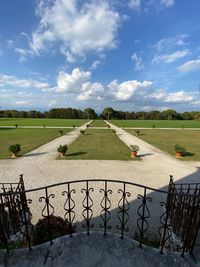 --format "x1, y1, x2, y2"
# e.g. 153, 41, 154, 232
110, 120, 200, 128
65, 129, 136, 160
91, 120, 107, 127
127, 129, 200, 161
0, 128, 72, 159
0, 118, 88, 127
